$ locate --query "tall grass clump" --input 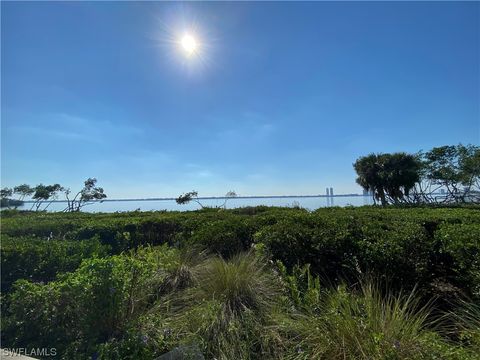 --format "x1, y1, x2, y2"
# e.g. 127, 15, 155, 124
286, 282, 441, 360
149, 247, 209, 297
145, 251, 286, 359
451, 301, 480, 355
194, 252, 280, 316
